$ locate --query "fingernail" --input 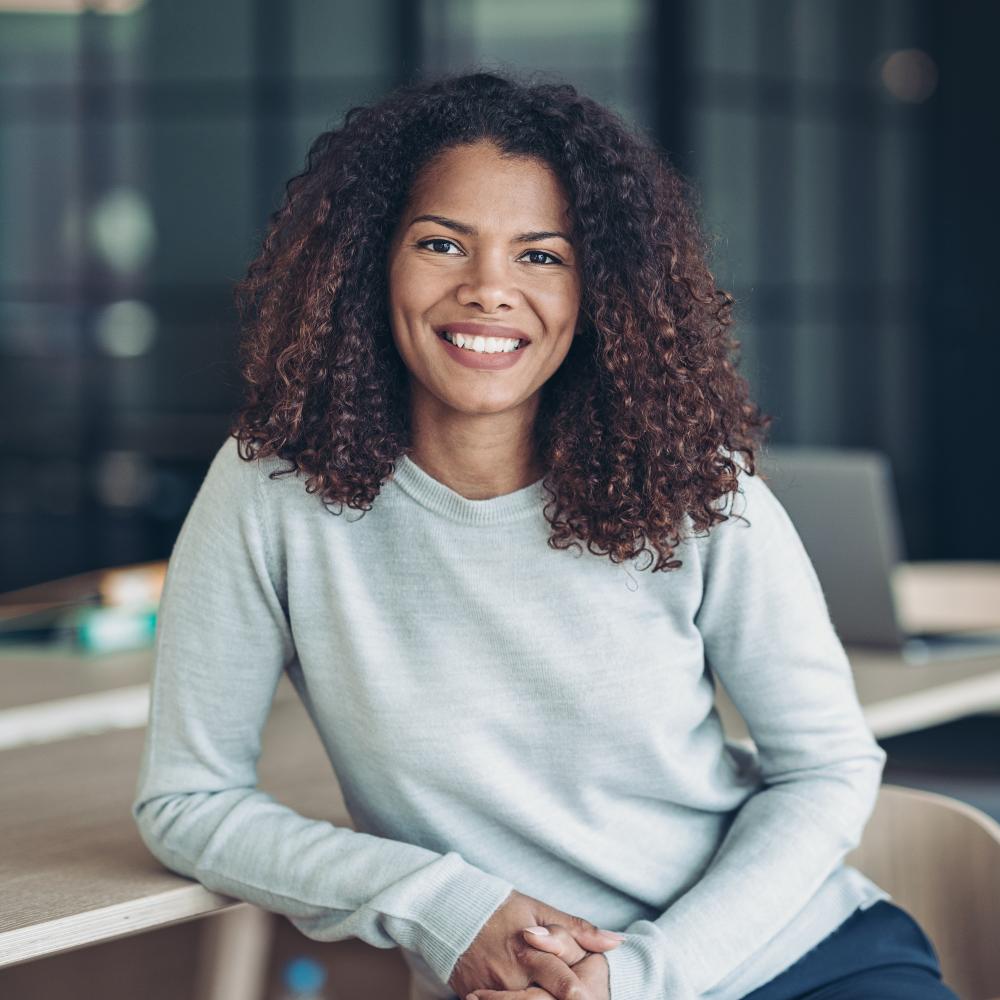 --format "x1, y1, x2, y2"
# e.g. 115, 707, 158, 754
523, 925, 550, 936
466, 994, 477, 1000
601, 929, 626, 939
